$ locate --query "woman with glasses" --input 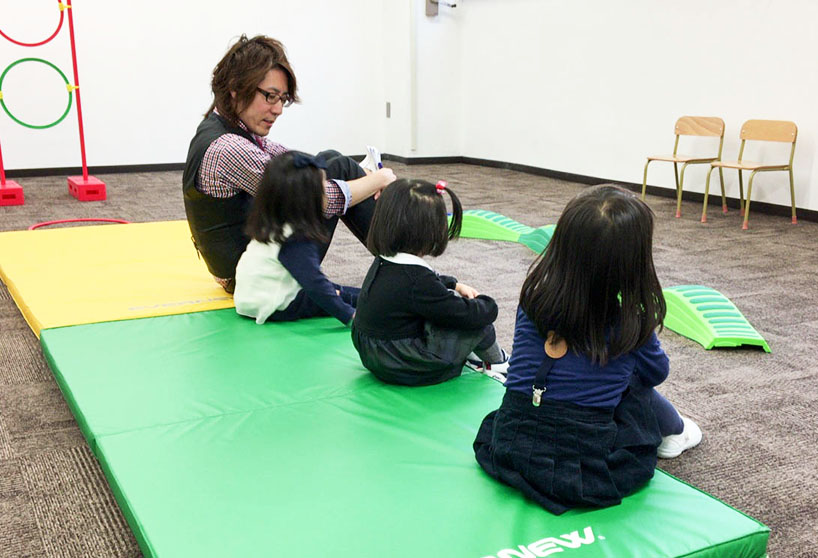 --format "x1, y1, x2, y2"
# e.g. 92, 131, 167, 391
183, 34, 395, 293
